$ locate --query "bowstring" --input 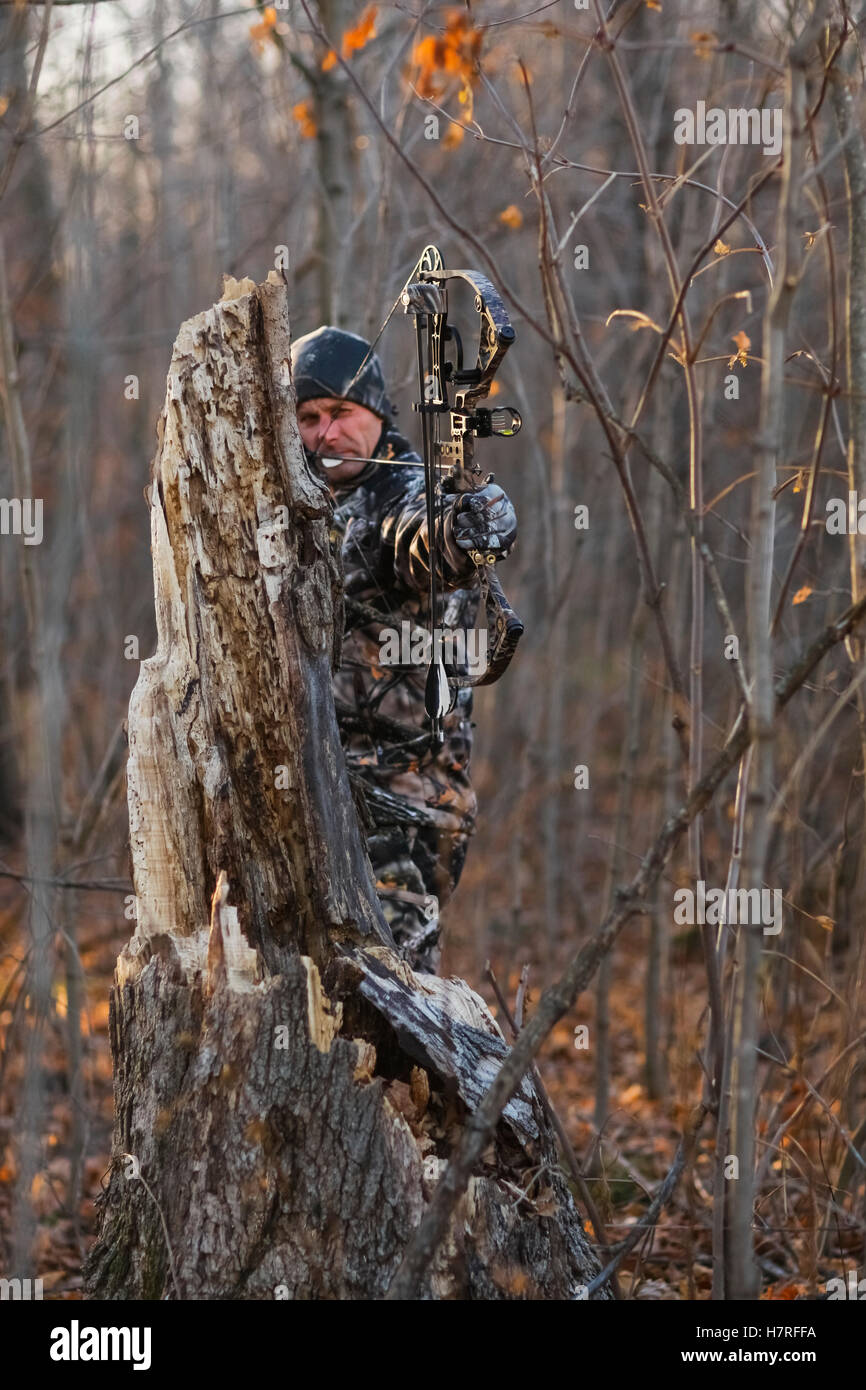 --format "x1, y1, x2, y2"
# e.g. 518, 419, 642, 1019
414, 315, 437, 738
330, 292, 437, 763
323, 249, 450, 756
320, 245, 431, 626
340, 248, 430, 404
